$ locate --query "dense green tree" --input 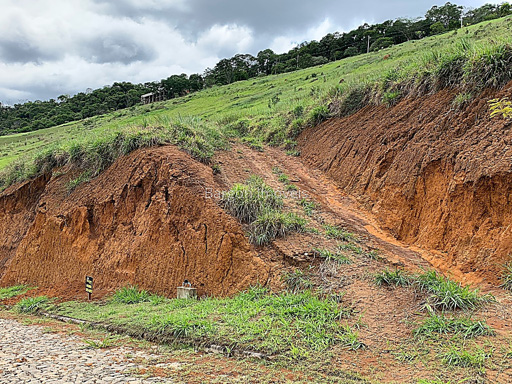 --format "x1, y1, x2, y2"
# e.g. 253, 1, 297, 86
426, 2, 463, 29
3, 1, 511, 136
370, 37, 394, 51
